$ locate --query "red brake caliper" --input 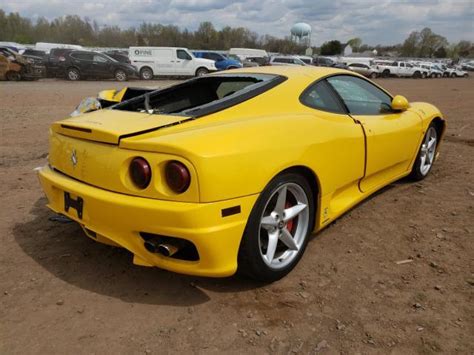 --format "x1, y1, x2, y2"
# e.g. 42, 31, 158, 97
285, 201, 295, 233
